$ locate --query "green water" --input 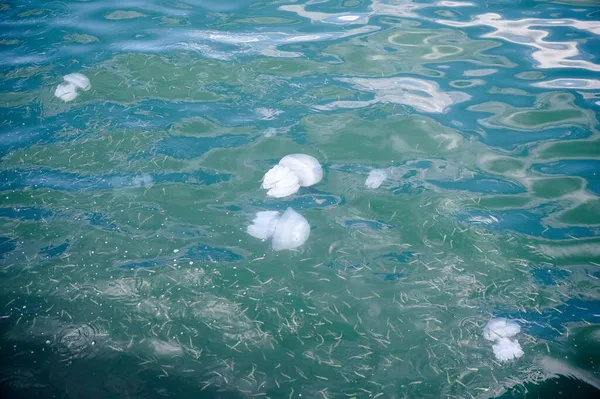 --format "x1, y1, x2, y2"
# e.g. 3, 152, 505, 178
1, 0, 600, 398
